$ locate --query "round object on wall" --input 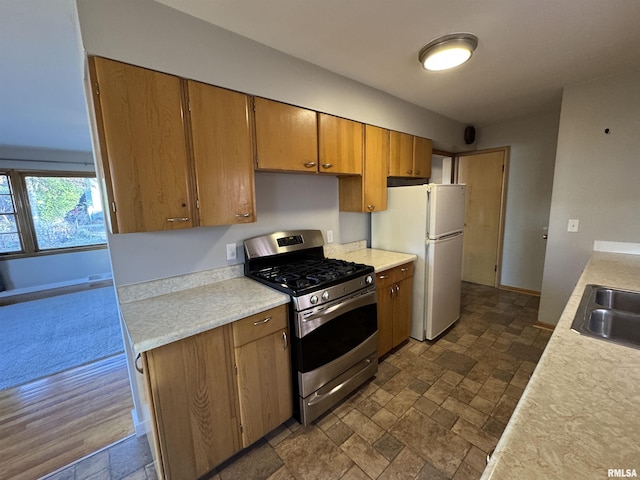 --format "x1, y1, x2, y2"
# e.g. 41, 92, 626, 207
464, 126, 476, 144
